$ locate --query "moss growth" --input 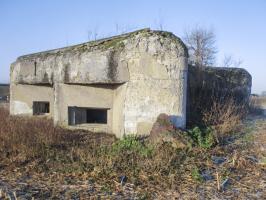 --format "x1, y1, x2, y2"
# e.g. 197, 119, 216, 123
99, 37, 125, 50
17, 28, 187, 61
156, 30, 188, 56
